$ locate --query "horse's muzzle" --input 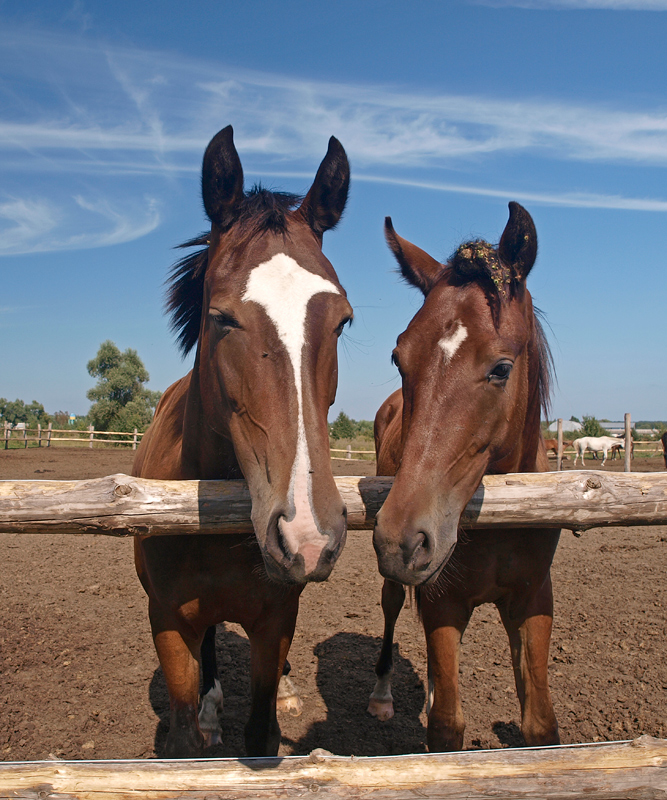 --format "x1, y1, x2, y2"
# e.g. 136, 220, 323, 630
372, 512, 458, 587
262, 509, 347, 584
